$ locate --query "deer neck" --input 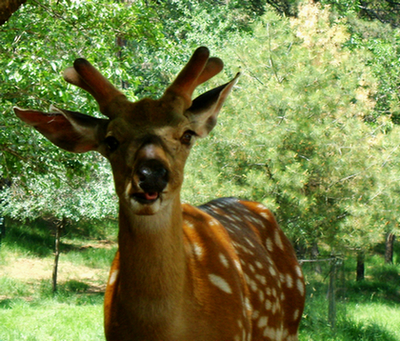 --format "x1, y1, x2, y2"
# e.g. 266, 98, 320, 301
116, 195, 187, 321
